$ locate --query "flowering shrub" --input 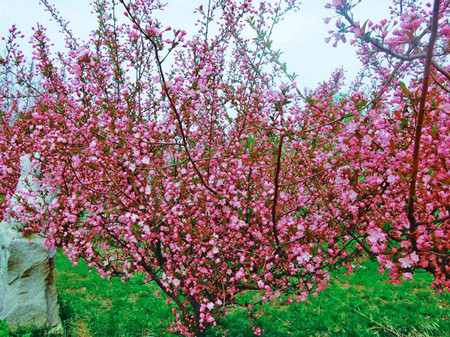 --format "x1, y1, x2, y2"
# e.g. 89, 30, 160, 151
0, 0, 448, 335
